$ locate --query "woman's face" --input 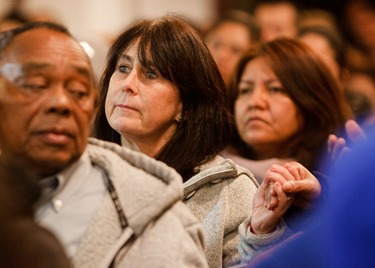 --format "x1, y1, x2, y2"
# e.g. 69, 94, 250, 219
299, 33, 341, 82
234, 56, 302, 159
205, 21, 252, 85
105, 41, 183, 157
